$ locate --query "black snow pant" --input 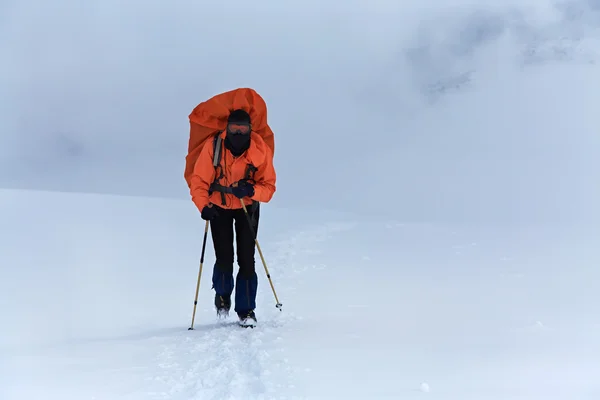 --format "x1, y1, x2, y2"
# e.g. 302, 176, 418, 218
210, 202, 259, 313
